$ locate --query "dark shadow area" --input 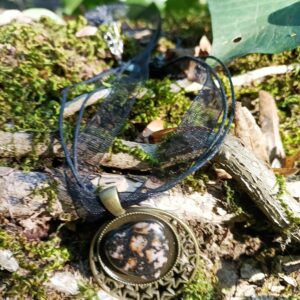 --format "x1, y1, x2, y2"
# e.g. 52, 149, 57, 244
268, 1, 300, 26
